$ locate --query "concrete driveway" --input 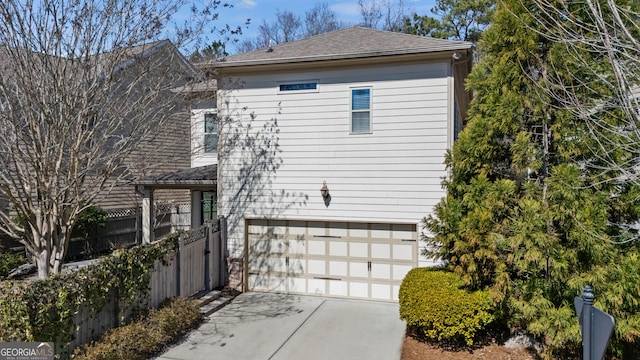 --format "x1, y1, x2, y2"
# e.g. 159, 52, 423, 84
154, 292, 406, 360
